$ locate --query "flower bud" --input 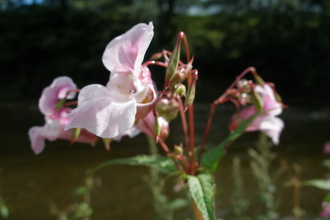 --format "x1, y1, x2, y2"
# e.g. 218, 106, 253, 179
149, 52, 163, 61
156, 98, 179, 122
157, 117, 169, 141
237, 79, 249, 88
165, 37, 181, 85
70, 127, 81, 144
154, 116, 161, 138
171, 83, 186, 97
184, 71, 197, 108
174, 144, 183, 155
